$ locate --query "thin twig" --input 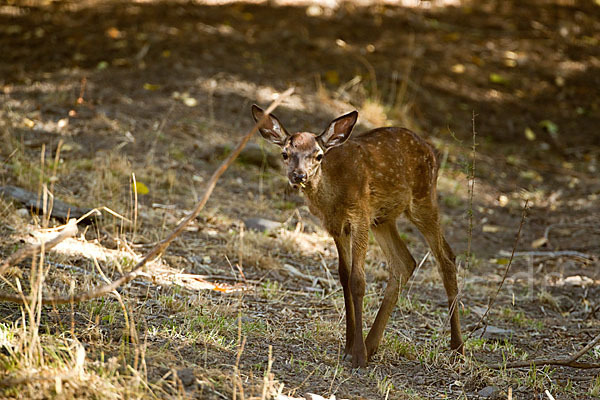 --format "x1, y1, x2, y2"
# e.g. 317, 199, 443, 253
0, 219, 78, 276
466, 200, 529, 341
0, 88, 294, 305
466, 110, 477, 270
488, 332, 600, 370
